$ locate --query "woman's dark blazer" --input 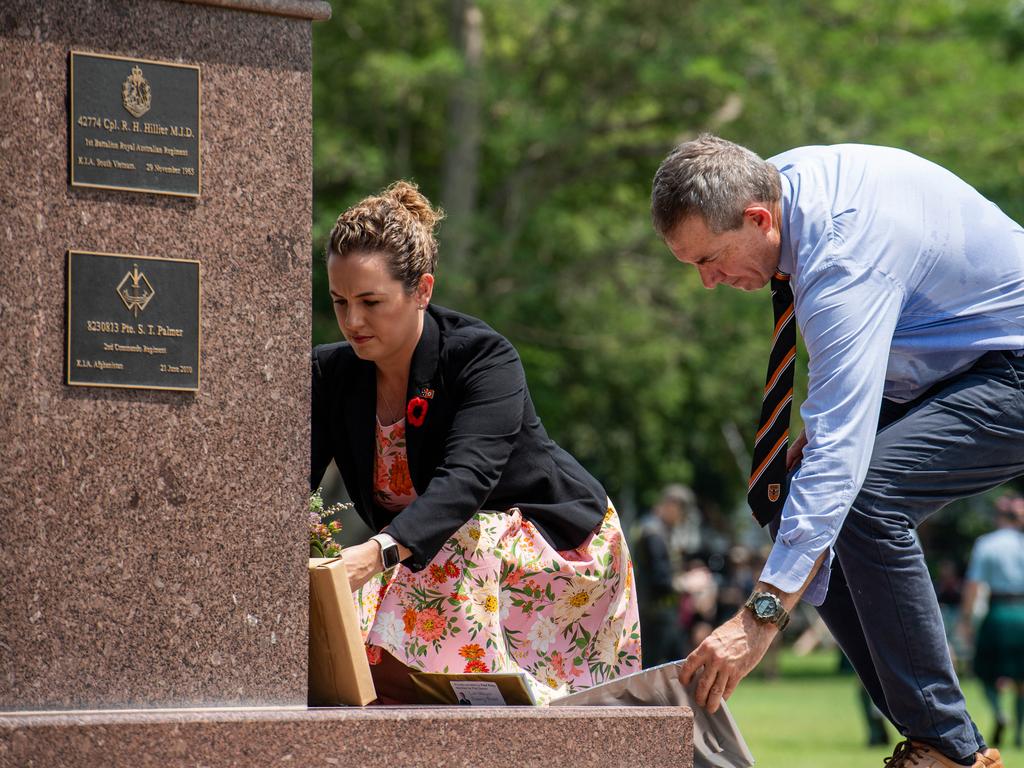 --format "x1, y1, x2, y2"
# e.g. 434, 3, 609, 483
311, 305, 606, 572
